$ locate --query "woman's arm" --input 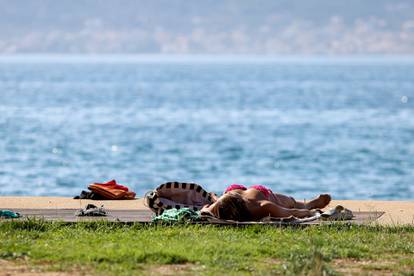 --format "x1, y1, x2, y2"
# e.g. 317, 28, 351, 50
259, 200, 316, 218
